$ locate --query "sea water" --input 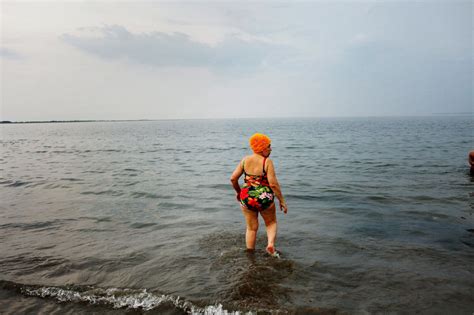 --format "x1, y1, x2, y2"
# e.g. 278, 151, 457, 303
1, 116, 473, 314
